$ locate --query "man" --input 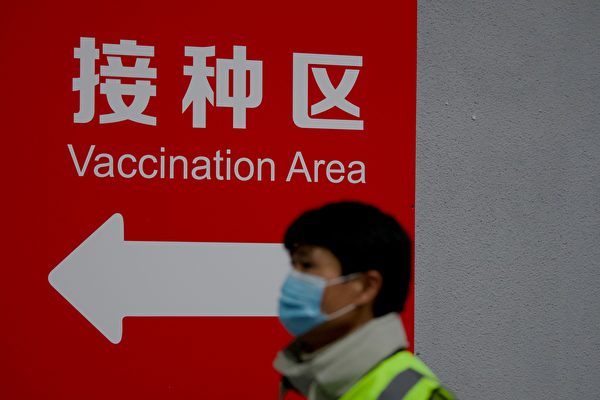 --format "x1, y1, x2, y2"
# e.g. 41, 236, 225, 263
274, 201, 454, 400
